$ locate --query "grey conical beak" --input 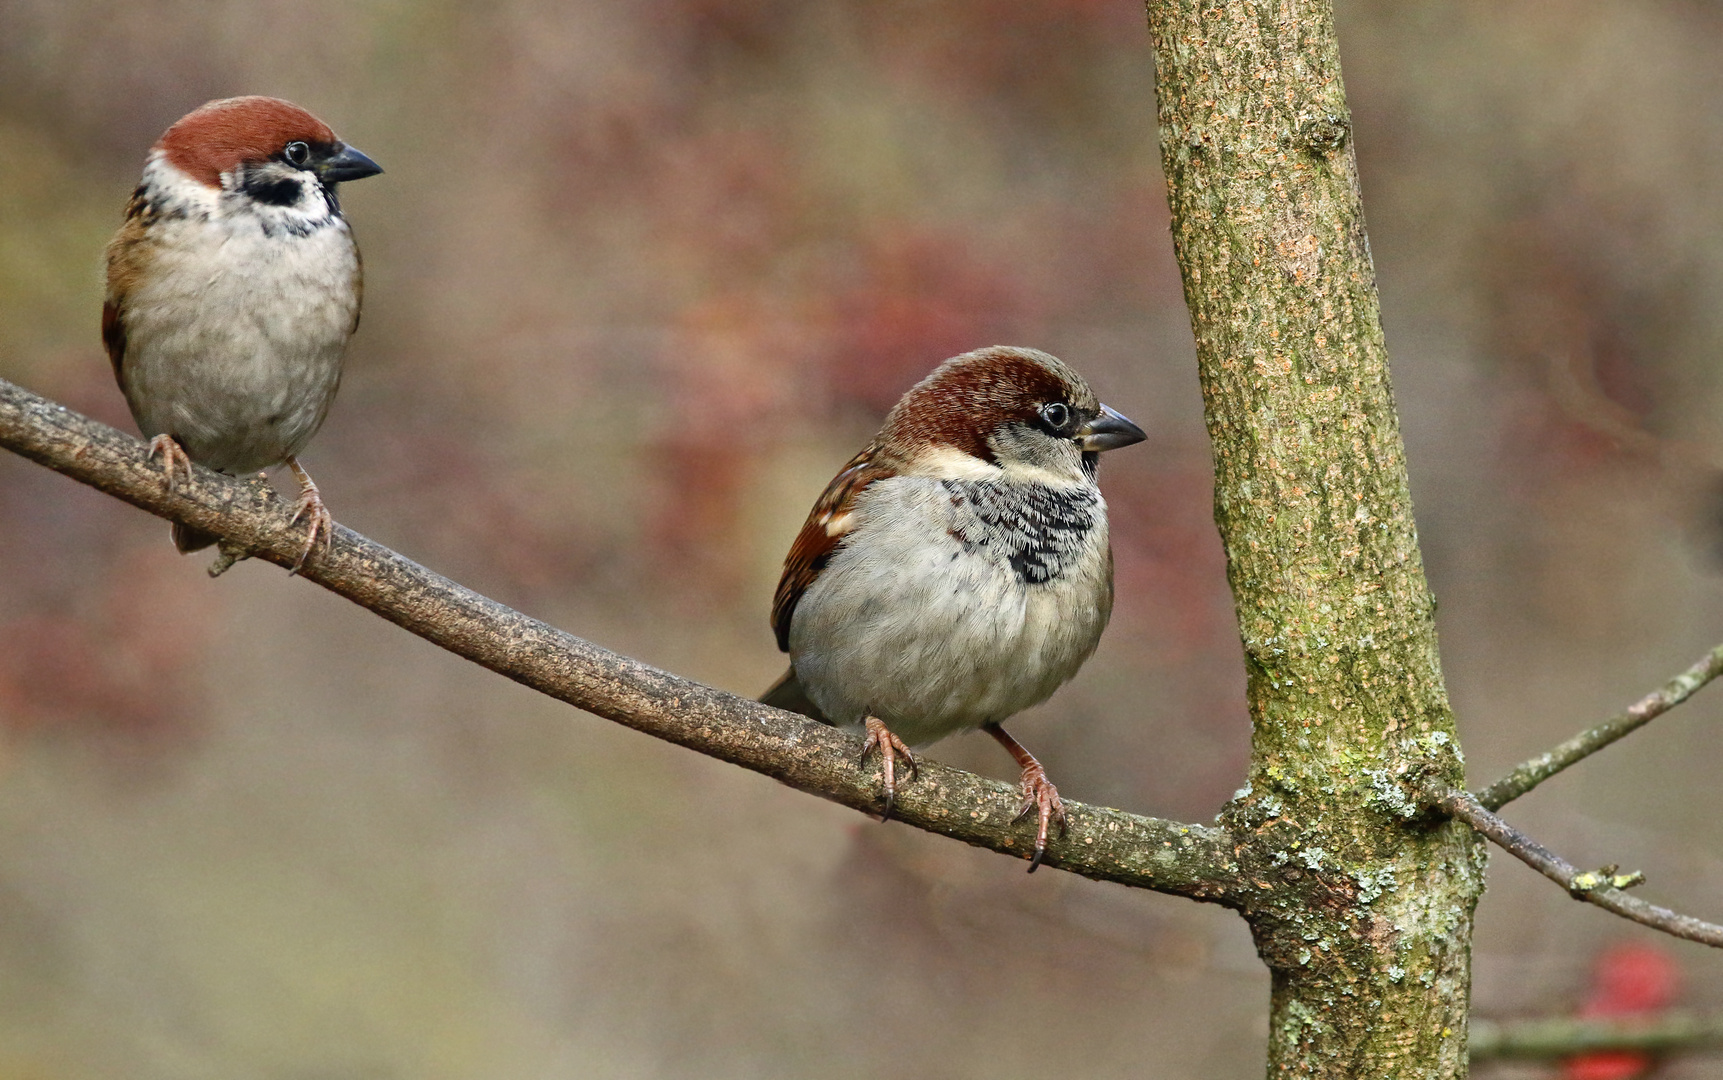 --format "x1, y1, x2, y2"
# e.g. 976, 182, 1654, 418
1075, 403, 1147, 452
319, 143, 383, 184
